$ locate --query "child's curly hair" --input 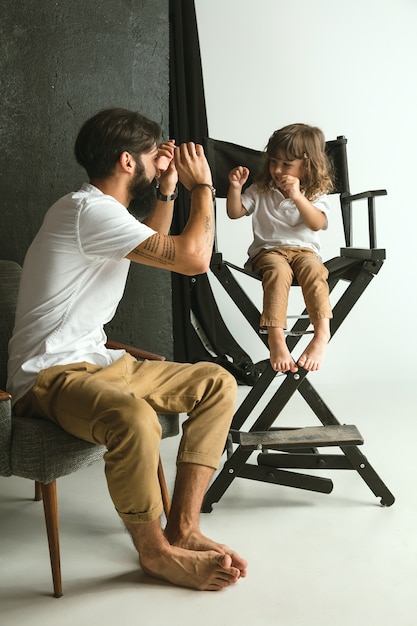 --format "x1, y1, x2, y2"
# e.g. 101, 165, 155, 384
255, 123, 334, 200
